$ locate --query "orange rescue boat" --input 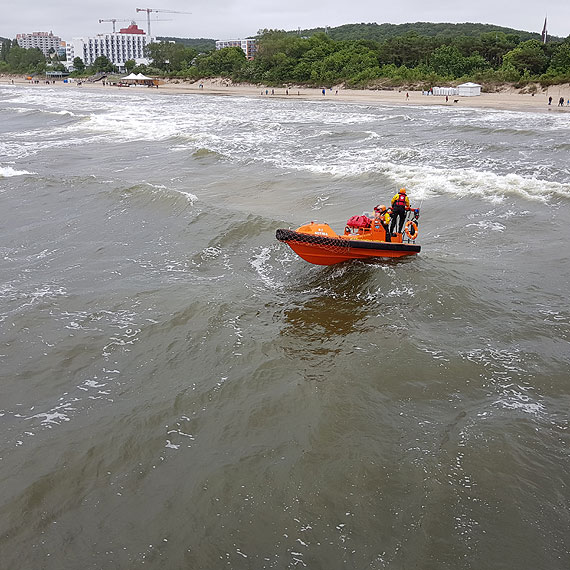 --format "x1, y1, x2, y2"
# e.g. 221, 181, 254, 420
276, 210, 421, 266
